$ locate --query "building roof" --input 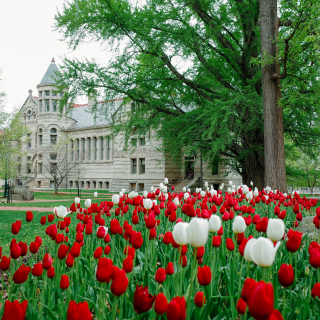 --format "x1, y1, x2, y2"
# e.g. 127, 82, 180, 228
38, 59, 59, 86
66, 99, 124, 130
